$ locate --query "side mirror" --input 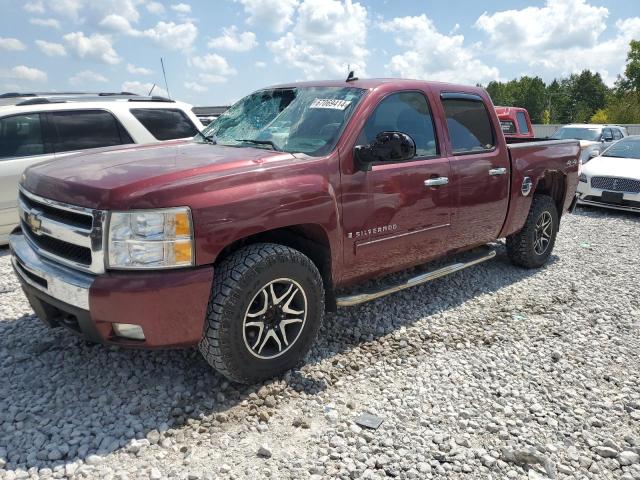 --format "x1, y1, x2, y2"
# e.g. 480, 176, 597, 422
354, 131, 416, 170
